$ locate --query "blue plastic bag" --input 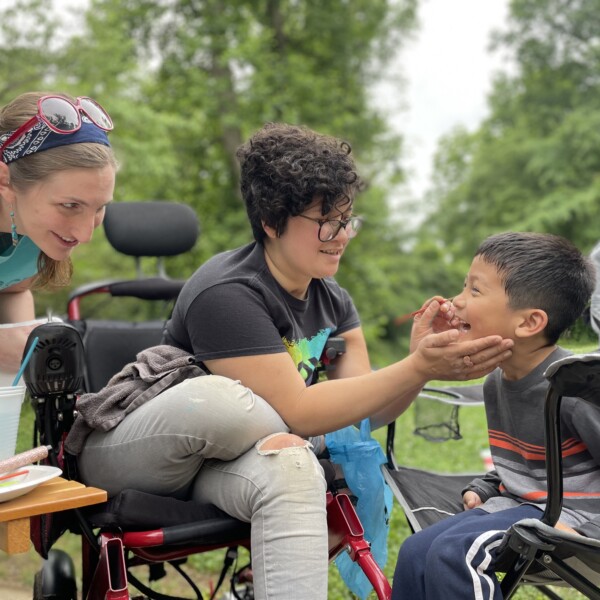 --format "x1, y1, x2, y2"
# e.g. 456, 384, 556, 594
325, 418, 393, 600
